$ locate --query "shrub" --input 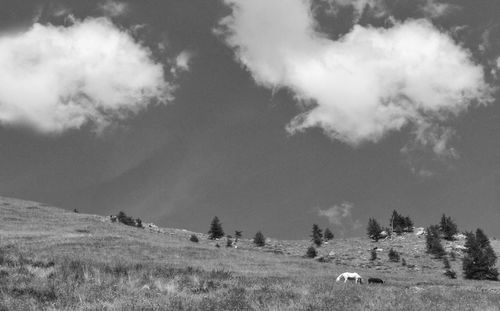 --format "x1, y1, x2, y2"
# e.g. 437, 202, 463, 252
234, 231, 242, 241
463, 229, 499, 280
190, 234, 199, 243
402, 258, 406, 266
73, 208, 79, 213
226, 236, 233, 248
367, 218, 382, 241
426, 225, 445, 258
388, 248, 400, 262
135, 218, 143, 228
116, 211, 140, 227
324, 228, 334, 241
370, 248, 377, 261
253, 231, 265, 247
311, 224, 323, 247
444, 270, 457, 279
208, 216, 224, 240
306, 246, 317, 258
